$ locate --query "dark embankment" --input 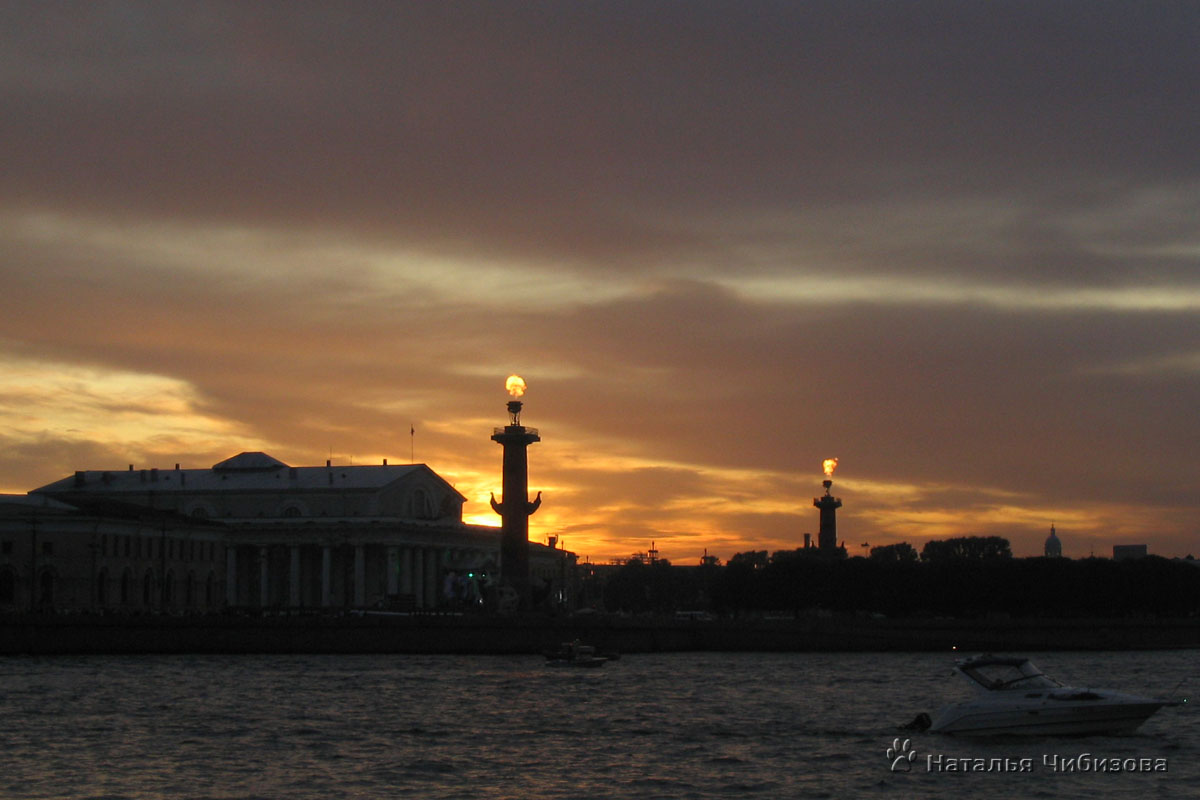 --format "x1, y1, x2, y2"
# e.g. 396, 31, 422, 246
2, 613, 1198, 655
